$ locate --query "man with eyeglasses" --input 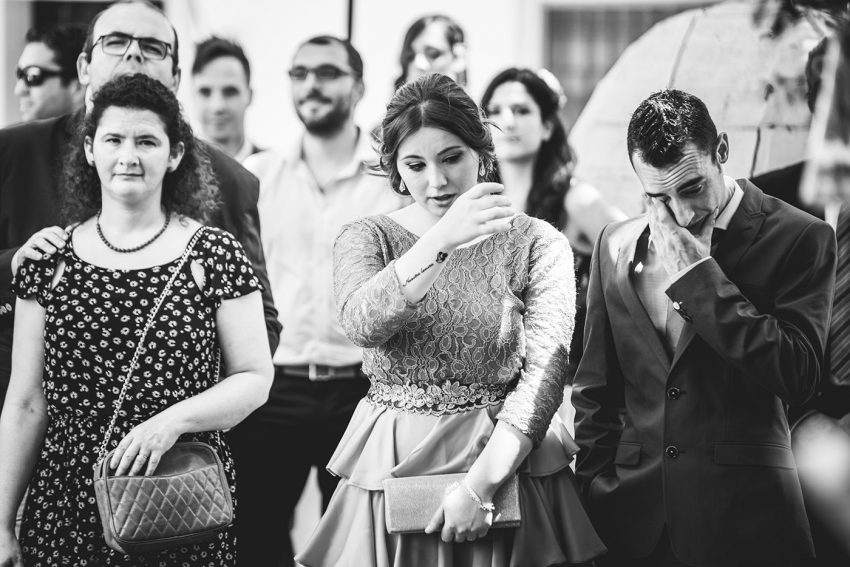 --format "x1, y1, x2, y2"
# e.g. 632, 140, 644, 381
0, 1, 280, 415
14, 25, 86, 123
235, 35, 405, 567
